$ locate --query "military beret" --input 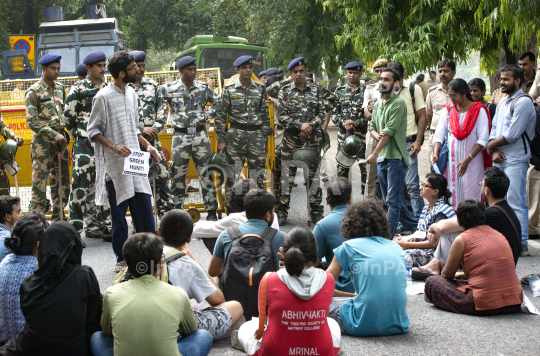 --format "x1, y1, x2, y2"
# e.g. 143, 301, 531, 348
373, 58, 388, 69
258, 70, 267, 78
131, 51, 146, 63
306, 72, 314, 78
176, 56, 196, 69
266, 68, 278, 76
38, 53, 61, 65
277, 69, 284, 74
76, 63, 88, 77
233, 55, 253, 67
83, 50, 106, 65
344, 61, 363, 72
288, 57, 306, 71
